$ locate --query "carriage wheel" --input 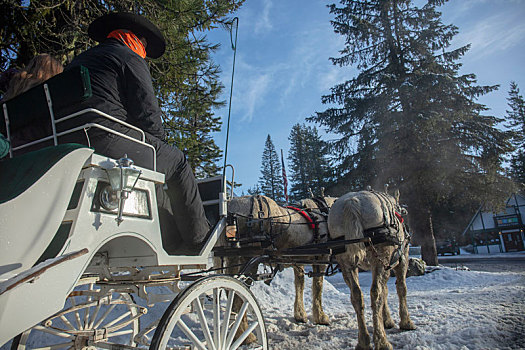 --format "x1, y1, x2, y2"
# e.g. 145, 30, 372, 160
11, 277, 143, 350
150, 275, 267, 350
